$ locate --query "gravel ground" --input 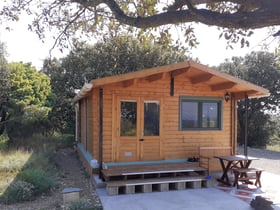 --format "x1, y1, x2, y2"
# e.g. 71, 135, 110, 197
237, 145, 280, 175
